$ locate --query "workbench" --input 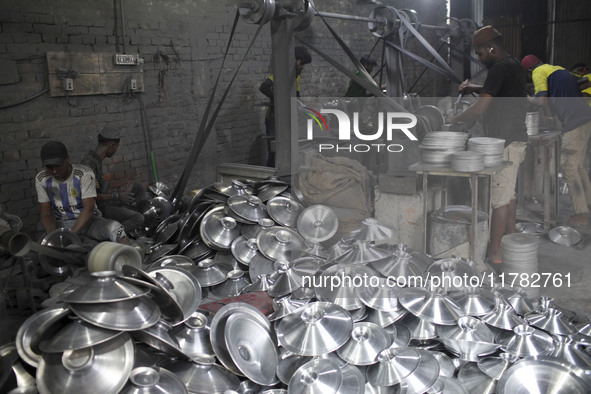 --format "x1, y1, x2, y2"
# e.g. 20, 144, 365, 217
409, 161, 512, 262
